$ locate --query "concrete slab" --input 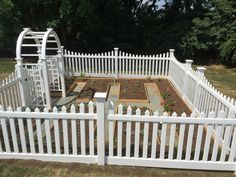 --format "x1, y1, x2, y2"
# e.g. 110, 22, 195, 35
53, 95, 78, 109
145, 83, 164, 114
73, 82, 86, 92
104, 83, 120, 143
